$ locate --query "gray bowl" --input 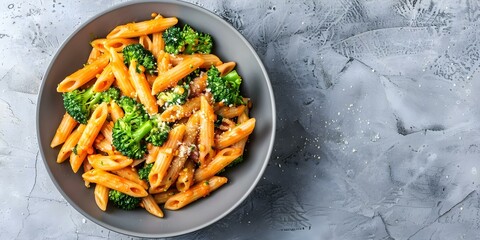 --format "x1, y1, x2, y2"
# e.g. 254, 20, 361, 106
36, 0, 275, 238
